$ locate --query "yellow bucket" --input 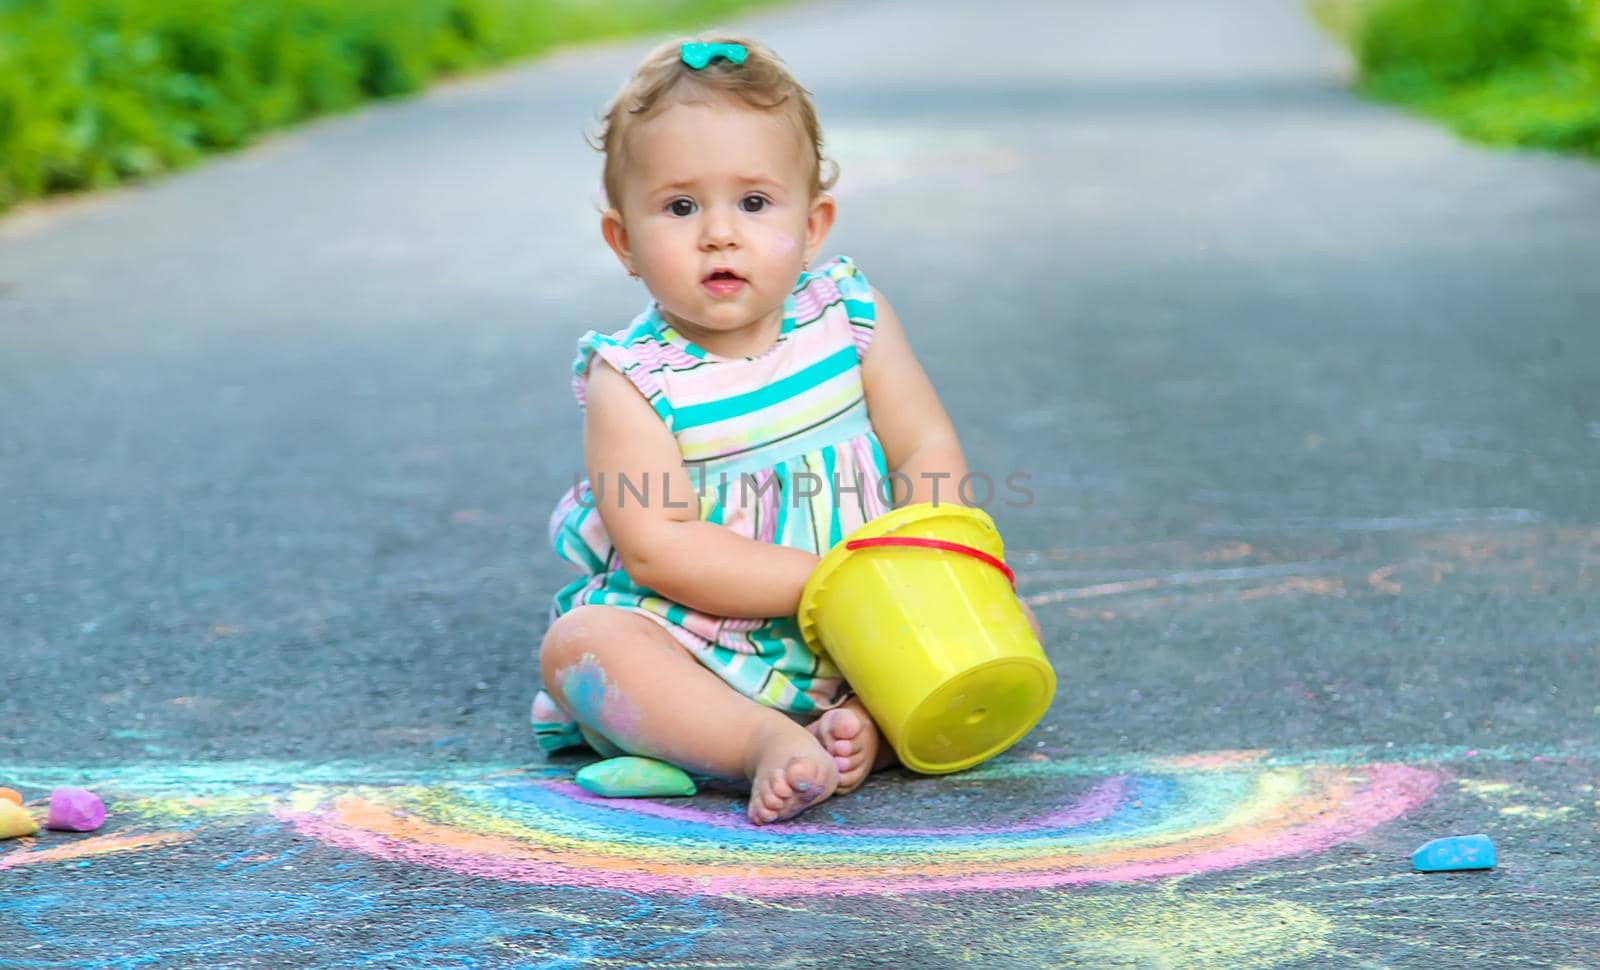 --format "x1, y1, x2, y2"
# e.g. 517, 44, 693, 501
798, 503, 1056, 774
